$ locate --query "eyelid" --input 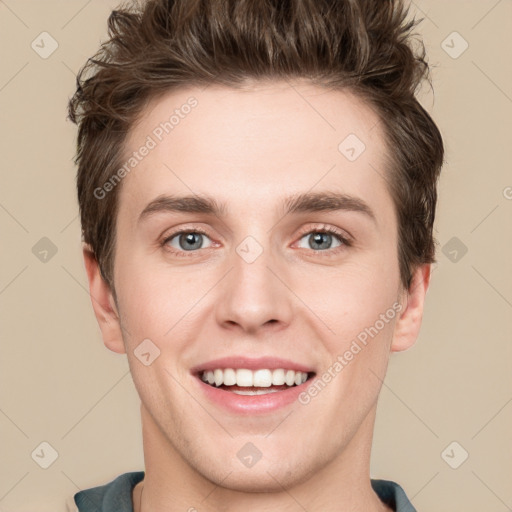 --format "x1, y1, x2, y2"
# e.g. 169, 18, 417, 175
160, 223, 352, 242
294, 223, 353, 245
161, 226, 215, 253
